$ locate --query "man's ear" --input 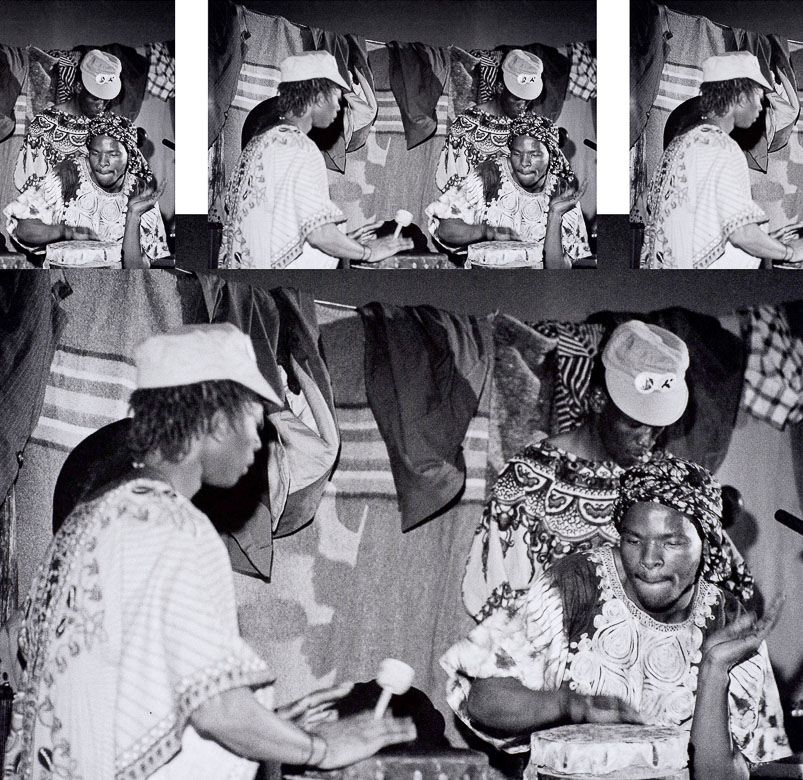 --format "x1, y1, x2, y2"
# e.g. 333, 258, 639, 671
588, 386, 607, 415
209, 409, 229, 441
